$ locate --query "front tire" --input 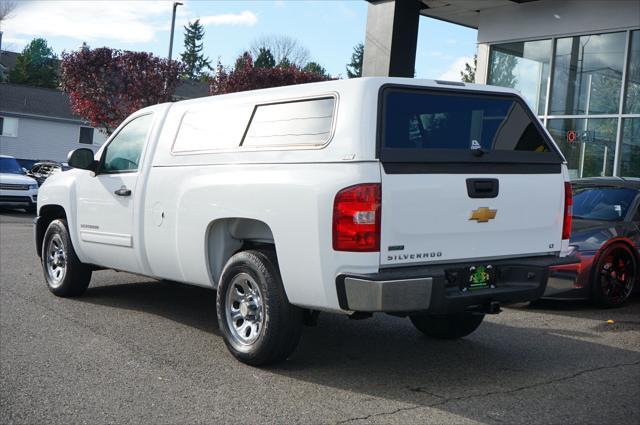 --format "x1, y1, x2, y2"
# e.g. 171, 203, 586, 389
216, 250, 302, 366
41, 219, 92, 297
409, 313, 484, 339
